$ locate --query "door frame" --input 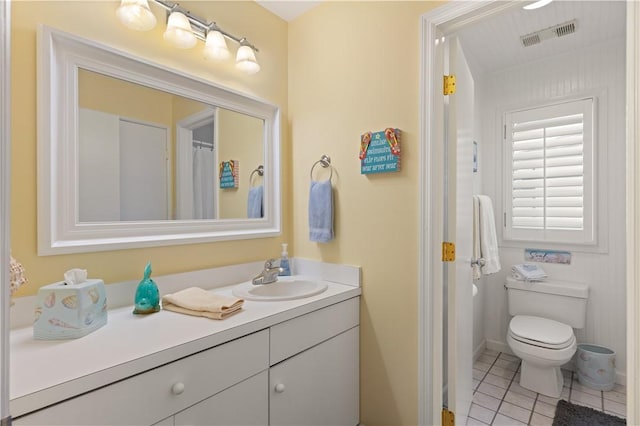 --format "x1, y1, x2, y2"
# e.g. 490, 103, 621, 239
418, 1, 640, 425
175, 108, 218, 220
0, 0, 10, 423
